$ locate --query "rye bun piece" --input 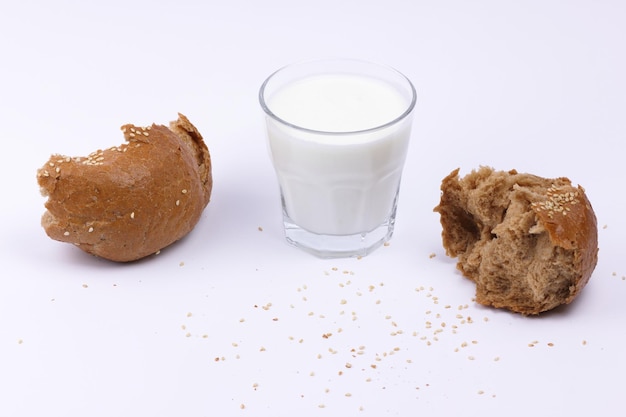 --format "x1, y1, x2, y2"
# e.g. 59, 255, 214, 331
37, 113, 212, 262
434, 167, 598, 315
